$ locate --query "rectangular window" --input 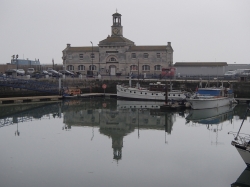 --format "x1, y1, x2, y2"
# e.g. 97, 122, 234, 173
157, 53, 160, 58
132, 53, 136, 59
143, 53, 149, 59
79, 54, 83, 59
91, 53, 95, 59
